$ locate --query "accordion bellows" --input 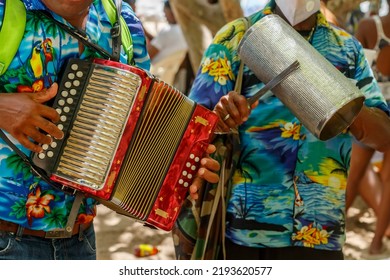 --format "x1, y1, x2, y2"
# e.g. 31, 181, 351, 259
32, 58, 218, 231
